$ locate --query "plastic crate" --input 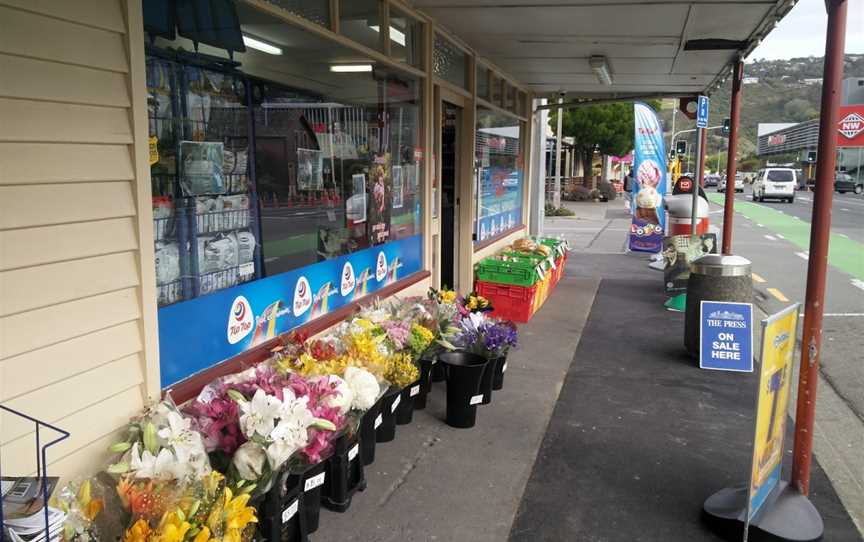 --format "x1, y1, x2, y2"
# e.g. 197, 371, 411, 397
475, 257, 539, 287
476, 280, 539, 323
